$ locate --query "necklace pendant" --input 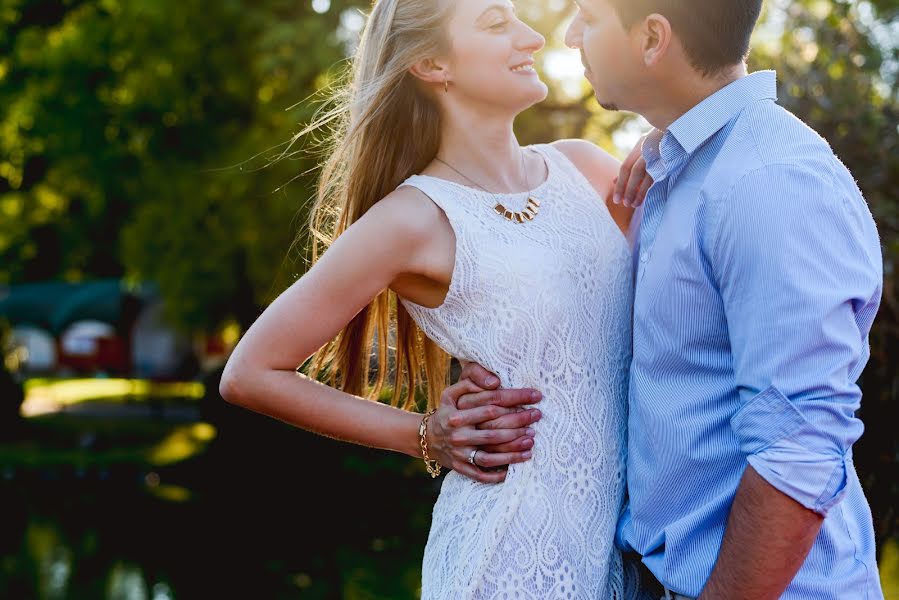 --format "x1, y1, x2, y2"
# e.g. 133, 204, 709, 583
493, 197, 541, 224
433, 150, 543, 224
